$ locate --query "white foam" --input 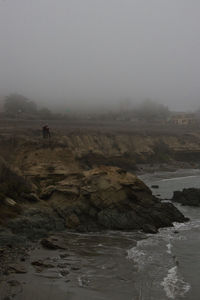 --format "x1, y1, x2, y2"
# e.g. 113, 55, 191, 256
161, 266, 190, 299
161, 175, 197, 182
127, 247, 146, 269
166, 243, 172, 254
